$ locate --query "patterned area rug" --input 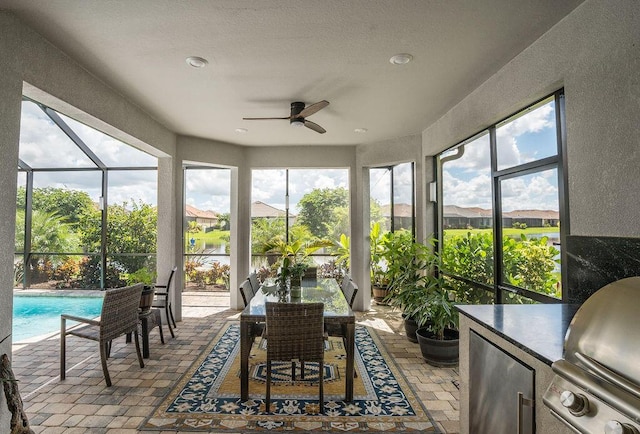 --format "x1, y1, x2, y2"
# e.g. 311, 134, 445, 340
141, 323, 441, 432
